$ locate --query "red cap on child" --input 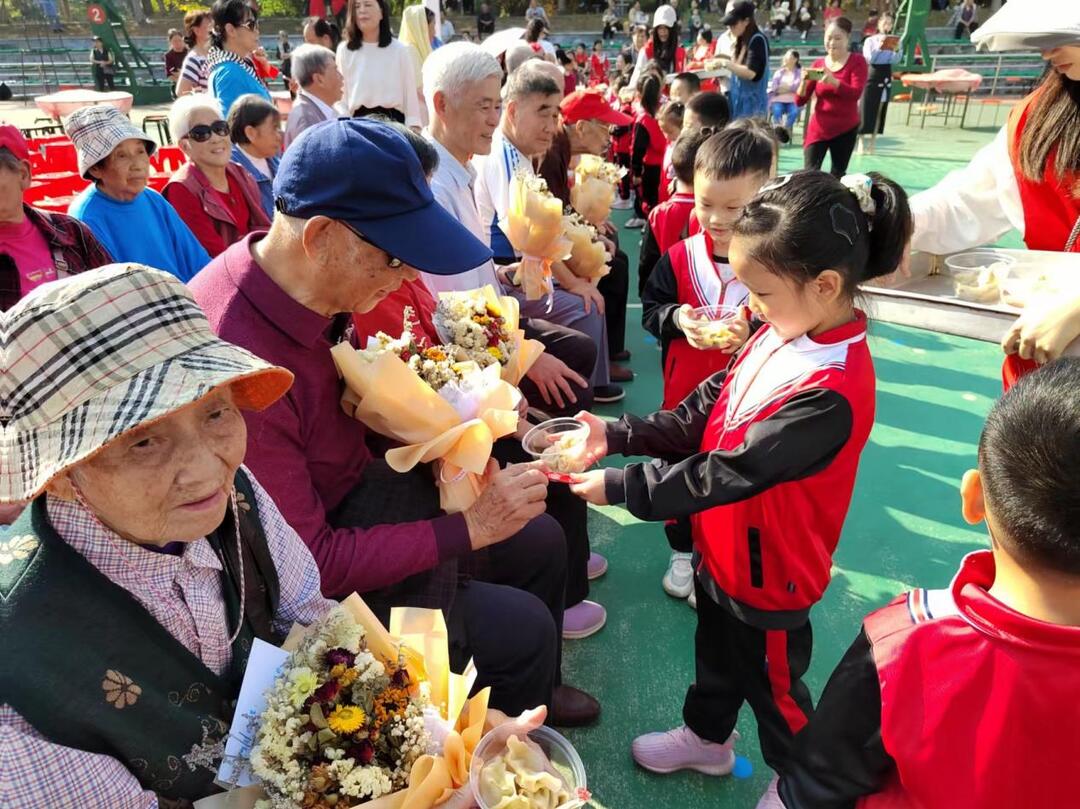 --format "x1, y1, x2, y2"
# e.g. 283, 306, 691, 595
561, 89, 633, 127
